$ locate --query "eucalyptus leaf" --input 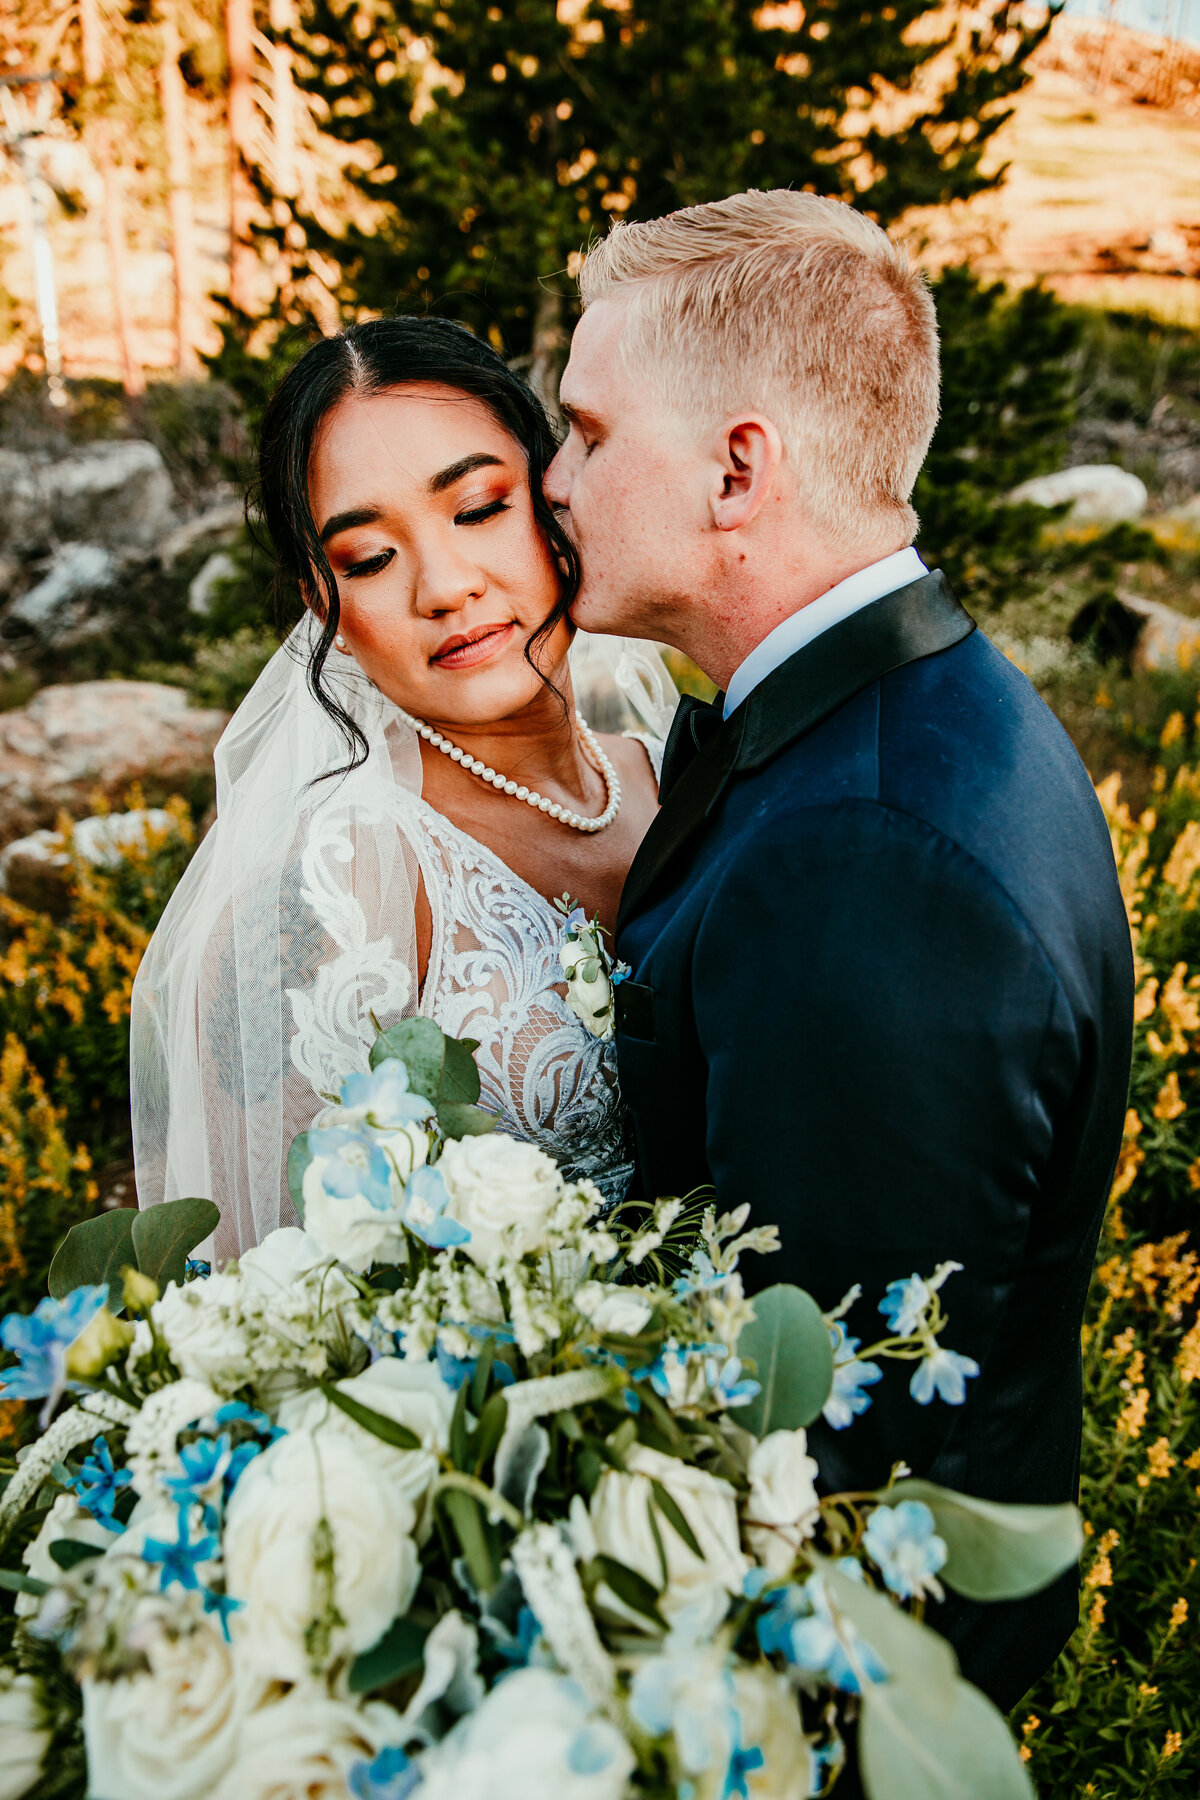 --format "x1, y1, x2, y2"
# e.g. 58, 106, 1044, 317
822, 1562, 958, 1696
738, 1284, 834, 1436
131, 1198, 221, 1291
0, 1570, 48, 1596
370, 1018, 446, 1101
349, 1615, 430, 1693
650, 1478, 703, 1559
318, 1382, 423, 1450
287, 1133, 314, 1224
439, 1036, 482, 1107
48, 1539, 105, 1570
440, 1487, 498, 1593
860, 1668, 1036, 1800
590, 1553, 667, 1630
48, 1209, 136, 1309
473, 1391, 508, 1473
437, 1103, 498, 1141
885, 1480, 1083, 1603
